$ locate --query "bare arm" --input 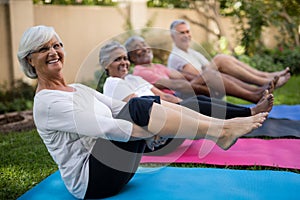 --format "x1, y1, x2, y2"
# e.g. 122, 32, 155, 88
181, 63, 201, 76
154, 78, 194, 94
122, 93, 137, 102
150, 87, 182, 104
